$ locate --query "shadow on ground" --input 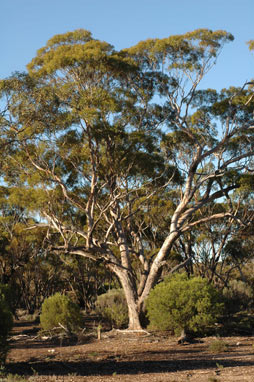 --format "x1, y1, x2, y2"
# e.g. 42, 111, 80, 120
6, 357, 254, 377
